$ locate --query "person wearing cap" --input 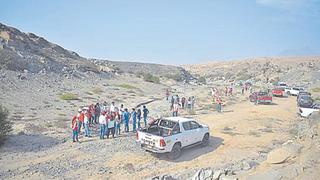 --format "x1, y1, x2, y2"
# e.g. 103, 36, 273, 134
99, 111, 107, 139
77, 108, 85, 134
